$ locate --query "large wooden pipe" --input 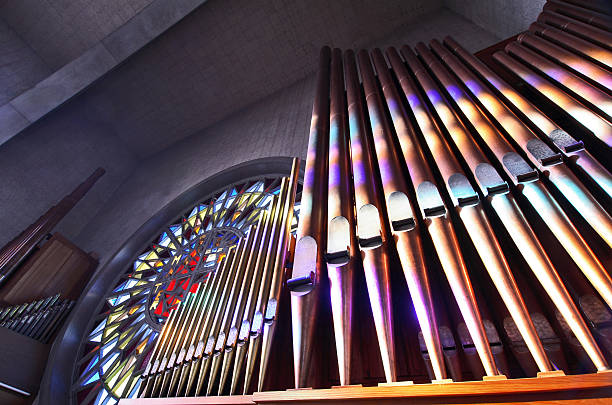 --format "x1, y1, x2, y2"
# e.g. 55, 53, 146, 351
0, 167, 105, 285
